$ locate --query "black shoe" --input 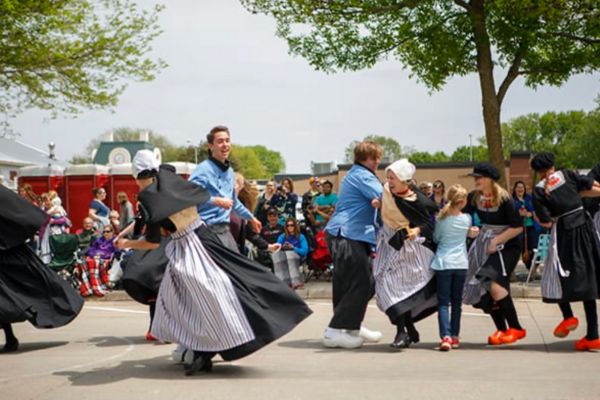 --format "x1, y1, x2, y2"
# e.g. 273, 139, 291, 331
390, 331, 411, 349
184, 352, 213, 376
407, 326, 420, 344
2, 339, 18, 353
